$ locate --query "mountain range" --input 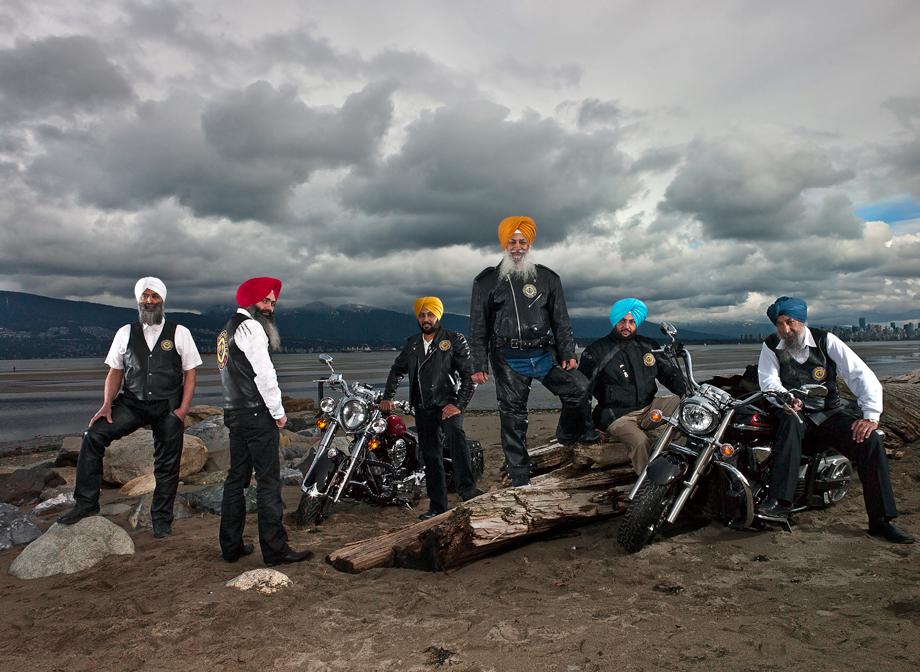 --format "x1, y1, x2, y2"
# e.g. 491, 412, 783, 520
0, 291, 735, 359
